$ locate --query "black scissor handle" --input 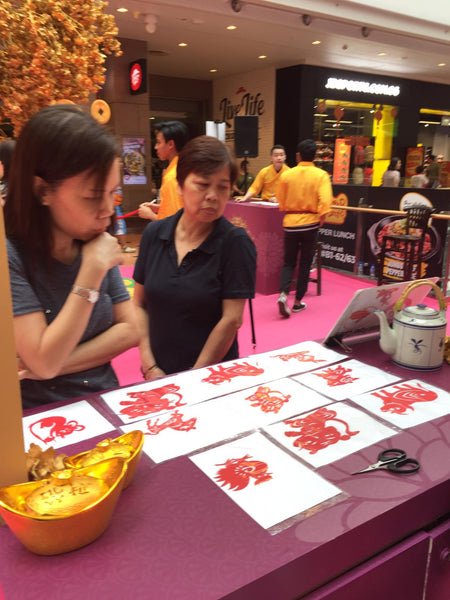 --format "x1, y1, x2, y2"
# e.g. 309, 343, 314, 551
378, 448, 407, 463
387, 457, 420, 474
